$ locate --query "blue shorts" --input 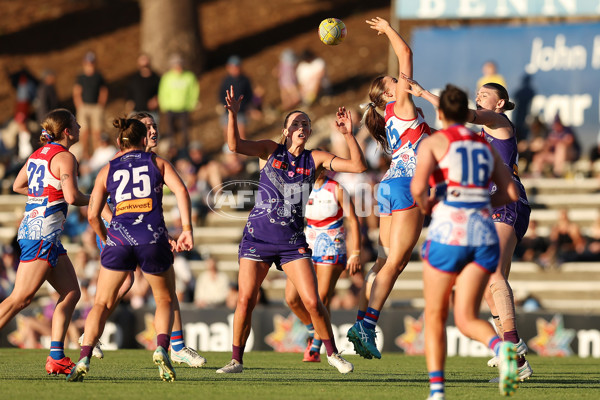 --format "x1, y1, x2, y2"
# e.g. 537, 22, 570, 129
239, 235, 312, 271
492, 200, 531, 241
101, 239, 174, 275
377, 177, 416, 215
421, 240, 499, 274
19, 239, 67, 268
